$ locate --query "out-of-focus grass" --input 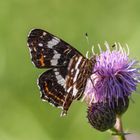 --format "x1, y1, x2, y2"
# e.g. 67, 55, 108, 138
0, 0, 140, 140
